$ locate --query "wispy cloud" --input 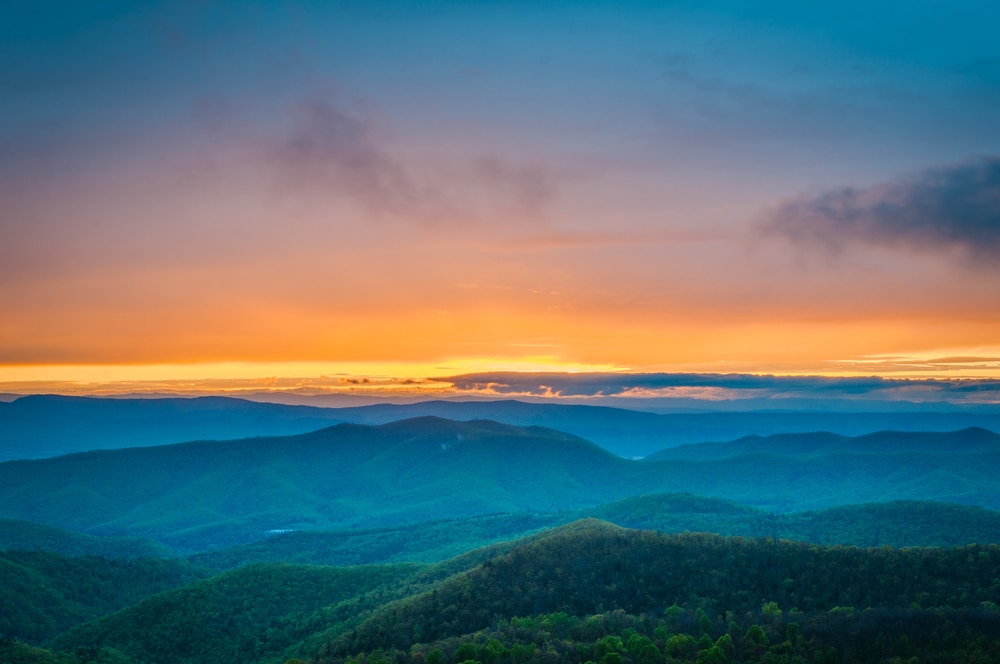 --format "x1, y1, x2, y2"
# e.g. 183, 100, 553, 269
435, 371, 1000, 404
834, 353, 1000, 375
760, 156, 1000, 265
4, 370, 1000, 407
270, 94, 425, 218
489, 228, 729, 252
267, 93, 561, 227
